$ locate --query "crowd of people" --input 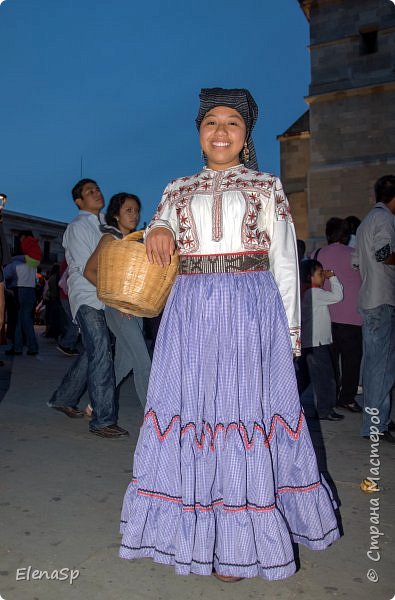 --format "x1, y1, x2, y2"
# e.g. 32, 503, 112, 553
295, 182, 395, 444
0, 87, 394, 583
